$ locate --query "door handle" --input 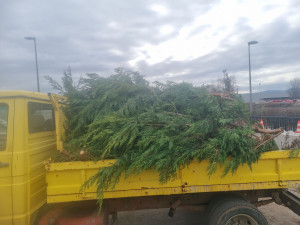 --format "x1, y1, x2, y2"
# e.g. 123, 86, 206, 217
0, 162, 9, 168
